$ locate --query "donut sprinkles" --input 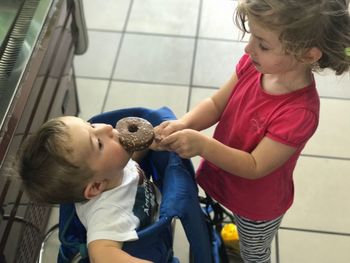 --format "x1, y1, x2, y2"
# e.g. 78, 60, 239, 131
115, 117, 155, 152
